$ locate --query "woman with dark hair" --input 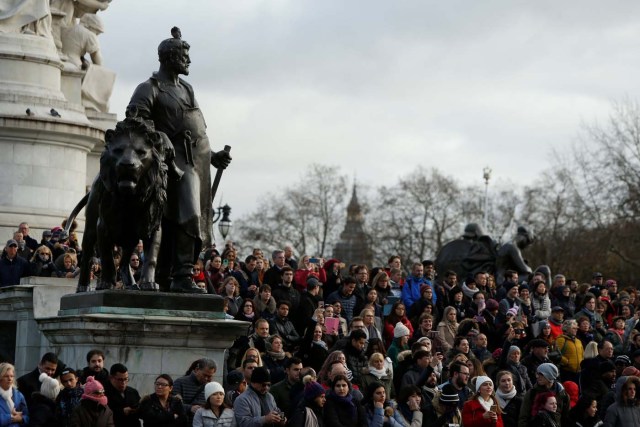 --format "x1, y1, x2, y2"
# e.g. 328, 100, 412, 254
570, 396, 602, 427
138, 374, 187, 426
495, 370, 522, 427
193, 382, 235, 427
296, 323, 329, 372
252, 284, 276, 321
234, 299, 257, 324
204, 255, 225, 294
394, 385, 423, 427
262, 335, 289, 384
364, 381, 416, 427
372, 271, 392, 306
323, 375, 366, 427
383, 302, 414, 348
